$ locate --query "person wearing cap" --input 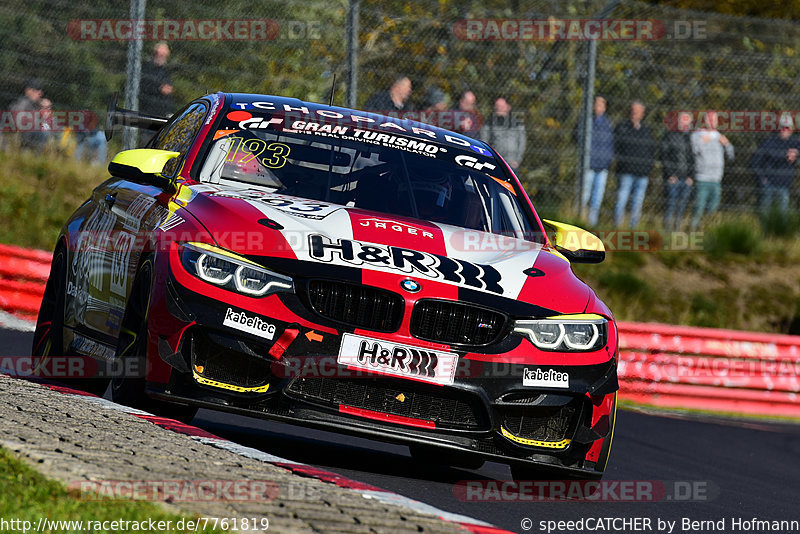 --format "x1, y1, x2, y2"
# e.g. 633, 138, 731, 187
9, 79, 46, 149
480, 97, 526, 173
690, 111, 734, 230
750, 114, 800, 217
